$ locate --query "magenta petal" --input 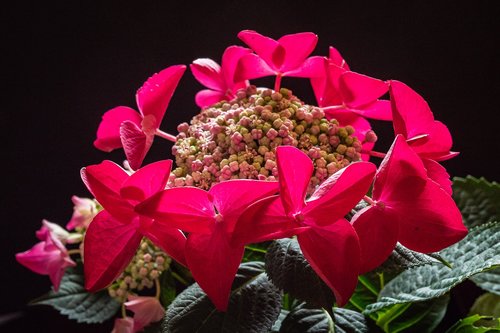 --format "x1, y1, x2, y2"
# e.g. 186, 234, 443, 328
278, 32, 318, 72
285, 56, 326, 78
144, 223, 187, 267
186, 226, 245, 311
409, 120, 454, 161
221, 45, 252, 88
195, 89, 227, 108
190, 59, 224, 91
83, 211, 142, 291
81, 160, 135, 222
111, 317, 134, 333
339, 71, 388, 108
136, 65, 186, 126
305, 162, 376, 224
121, 160, 172, 203
297, 220, 361, 306
232, 195, 308, 246
94, 106, 142, 152
397, 178, 467, 253
275, 146, 313, 216
209, 179, 279, 233
351, 206, 399, 273
135, 187, 214, 233
120, 120, 155, 171
328, 46, 350, 70
349, 100, 392, 121
237, 30, 279, 69
422, 158, 452, 195
235, 53, 275, 82
125, 296, 165, 331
